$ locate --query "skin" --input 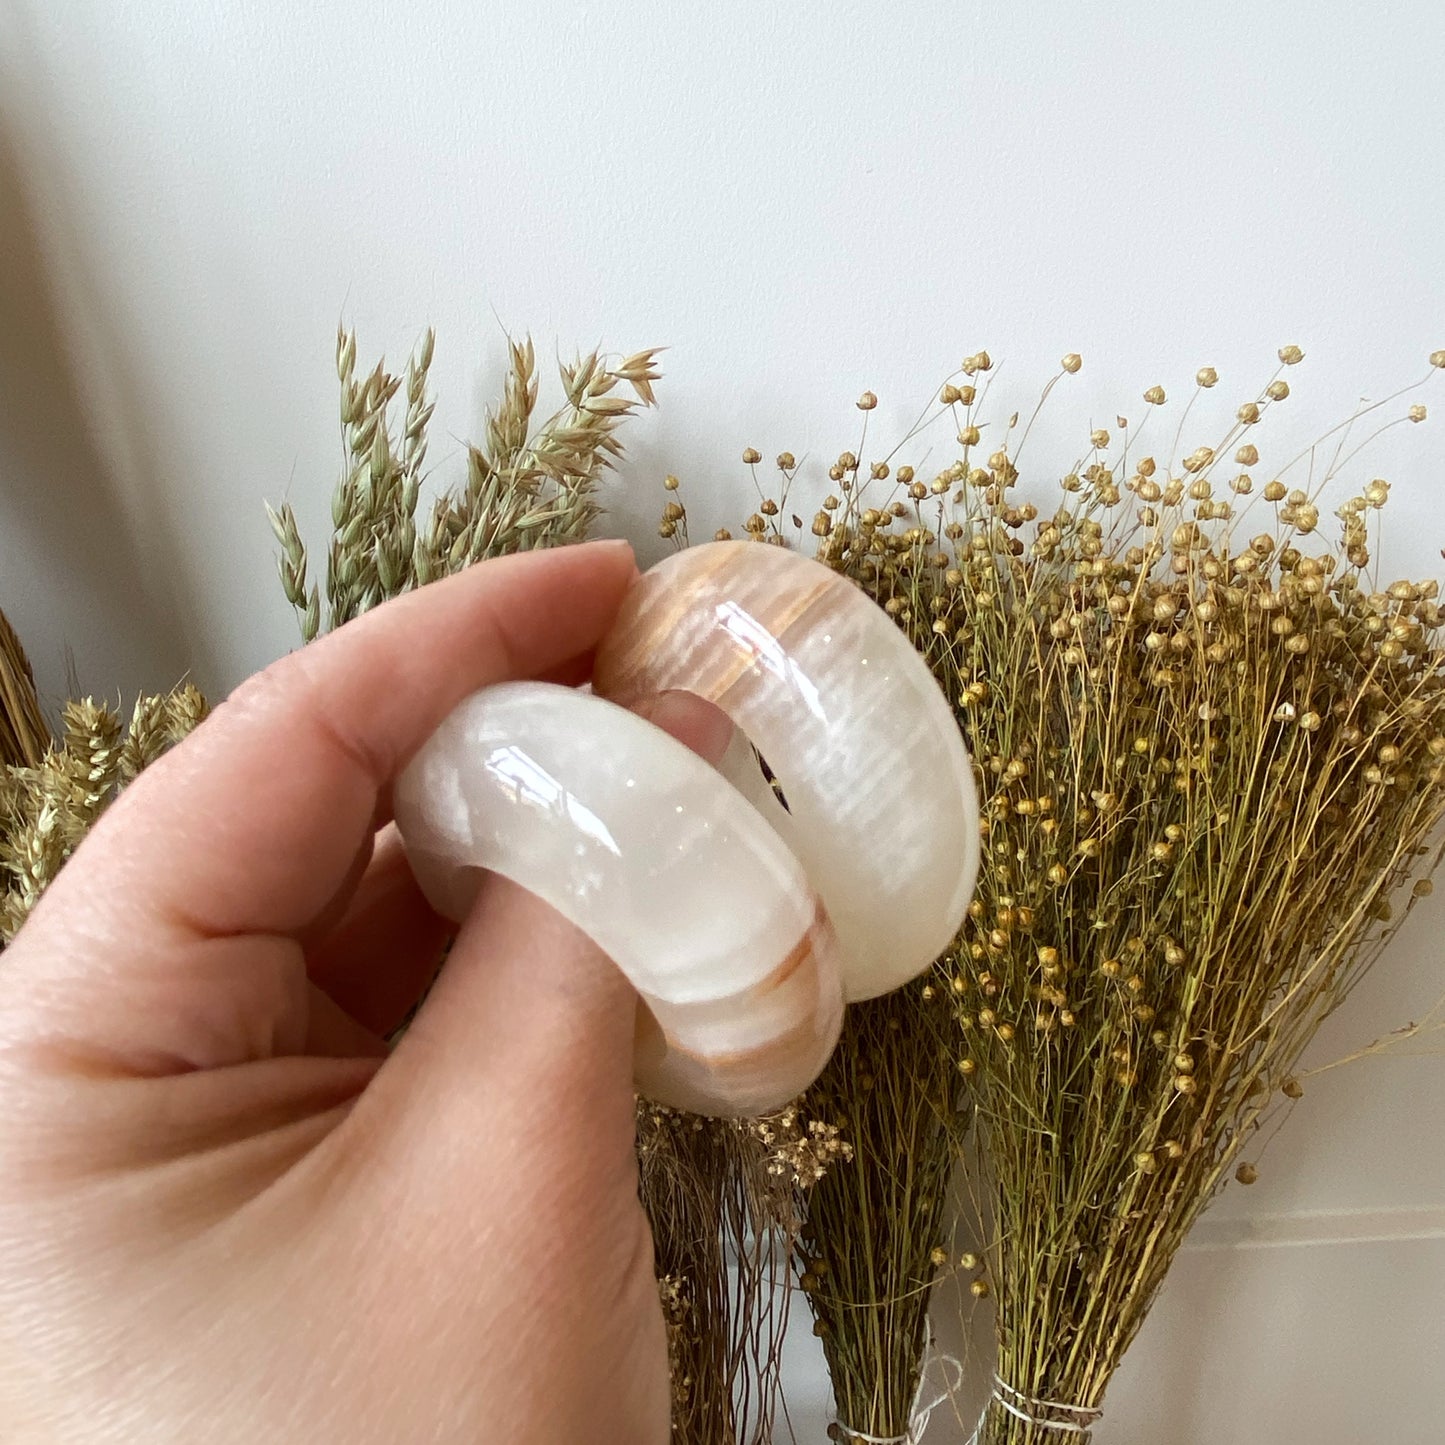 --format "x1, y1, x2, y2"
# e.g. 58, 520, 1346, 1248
0, 540, 728, 1444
